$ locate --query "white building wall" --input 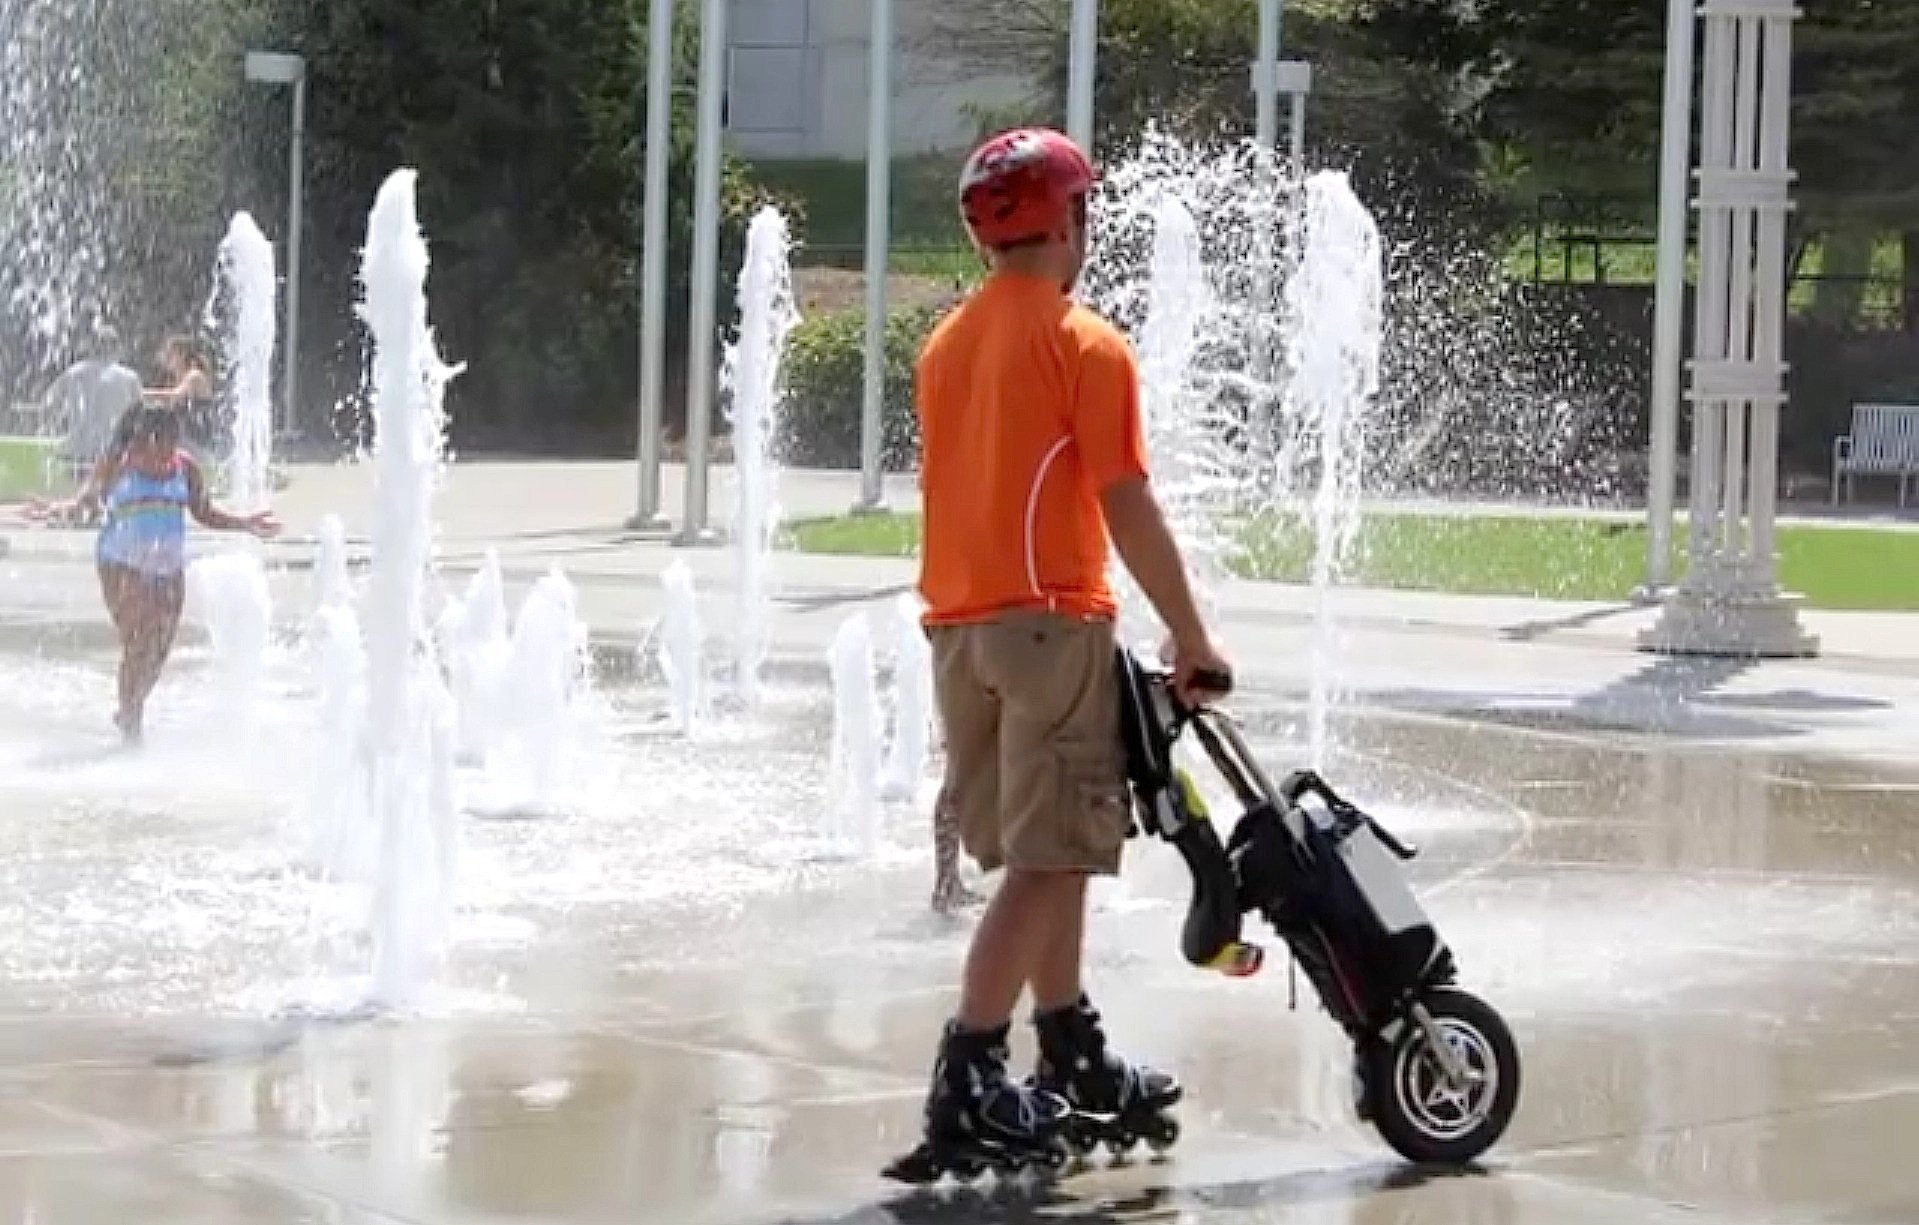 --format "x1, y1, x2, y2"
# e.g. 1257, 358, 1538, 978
727, 0, 1035, 159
